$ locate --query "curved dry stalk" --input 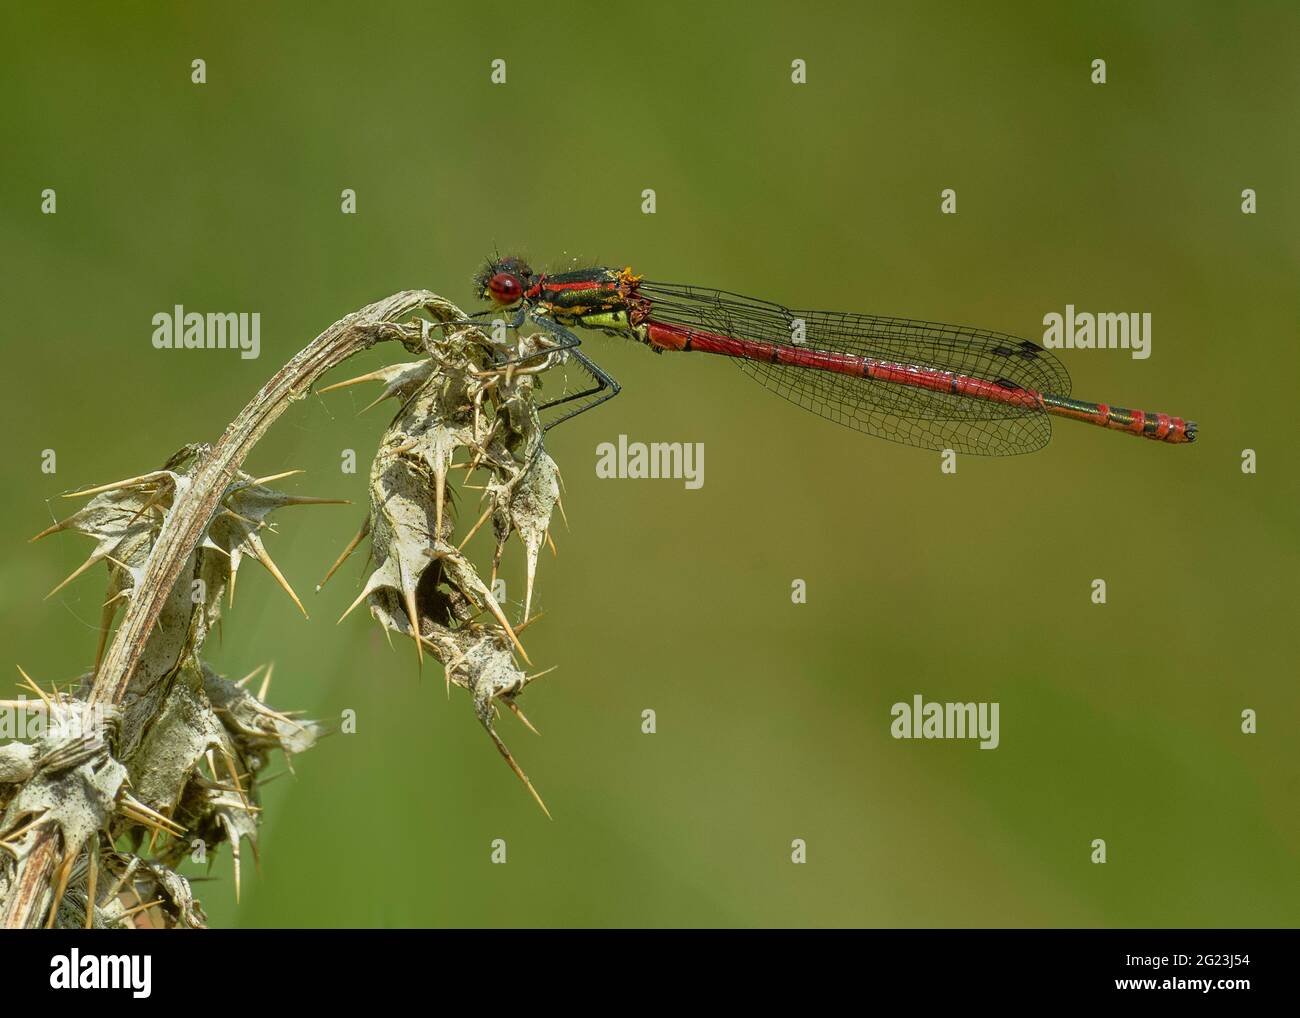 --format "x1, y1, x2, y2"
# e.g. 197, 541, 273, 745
1, 291, 458, 929
90, 291, 455, 708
